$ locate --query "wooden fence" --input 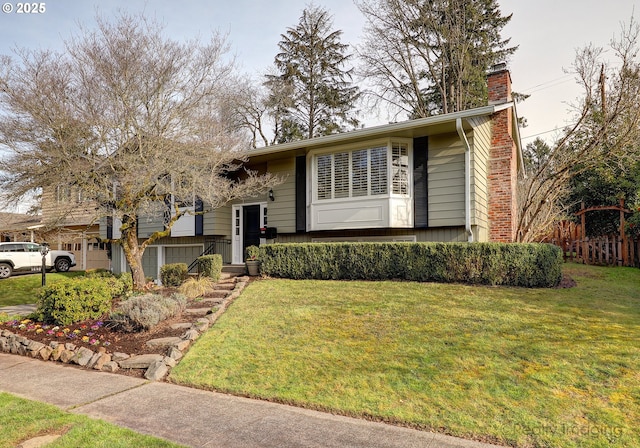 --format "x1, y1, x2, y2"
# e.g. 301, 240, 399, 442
548, 221, 640, 267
